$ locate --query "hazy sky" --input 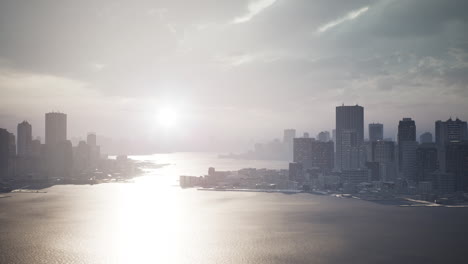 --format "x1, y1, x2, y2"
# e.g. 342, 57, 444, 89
1, 0, 467, 152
